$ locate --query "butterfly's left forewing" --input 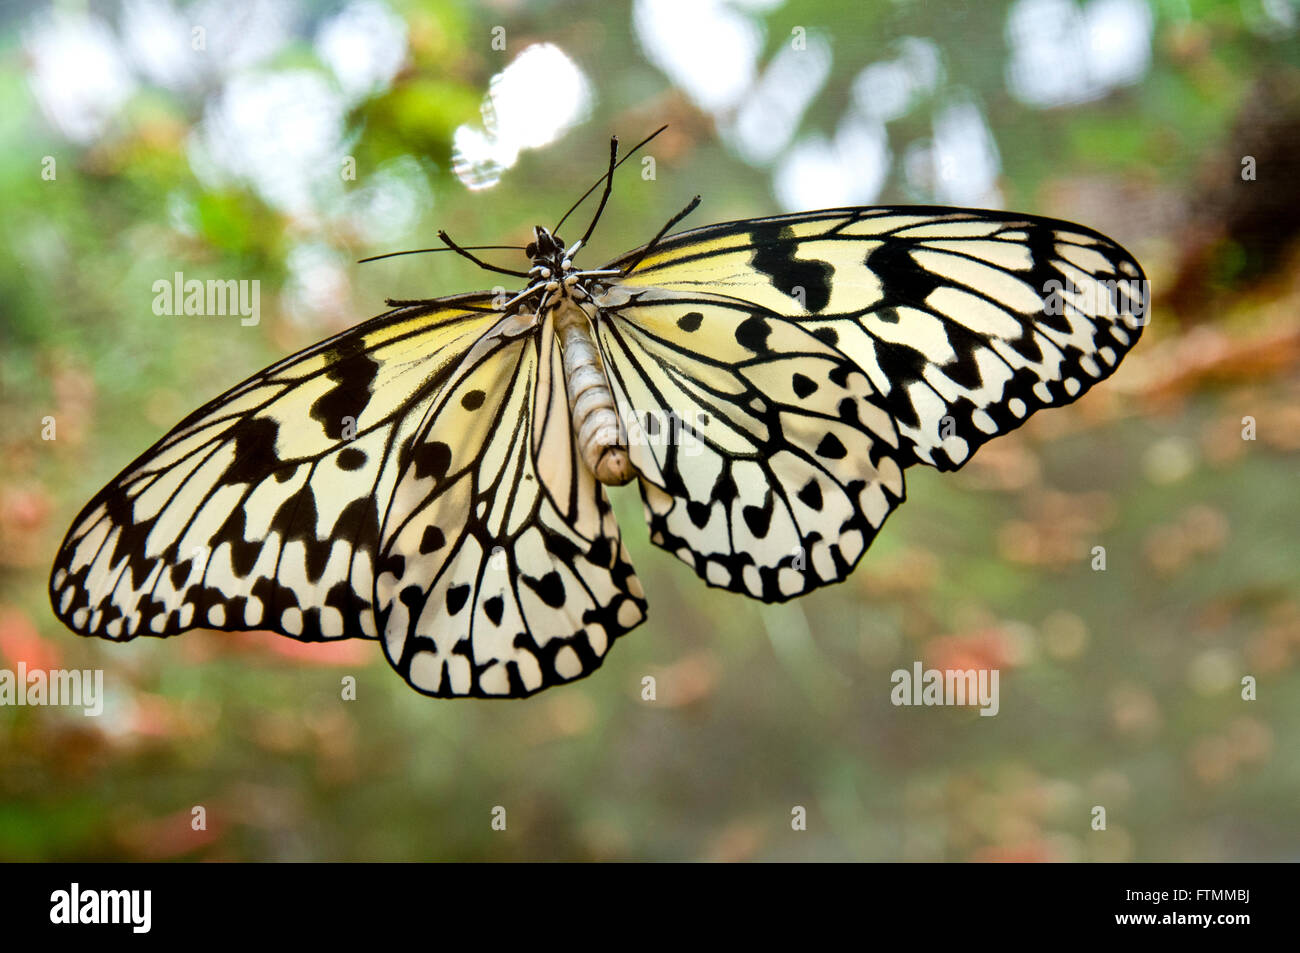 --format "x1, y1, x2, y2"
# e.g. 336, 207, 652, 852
607, 206, 1148, 472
